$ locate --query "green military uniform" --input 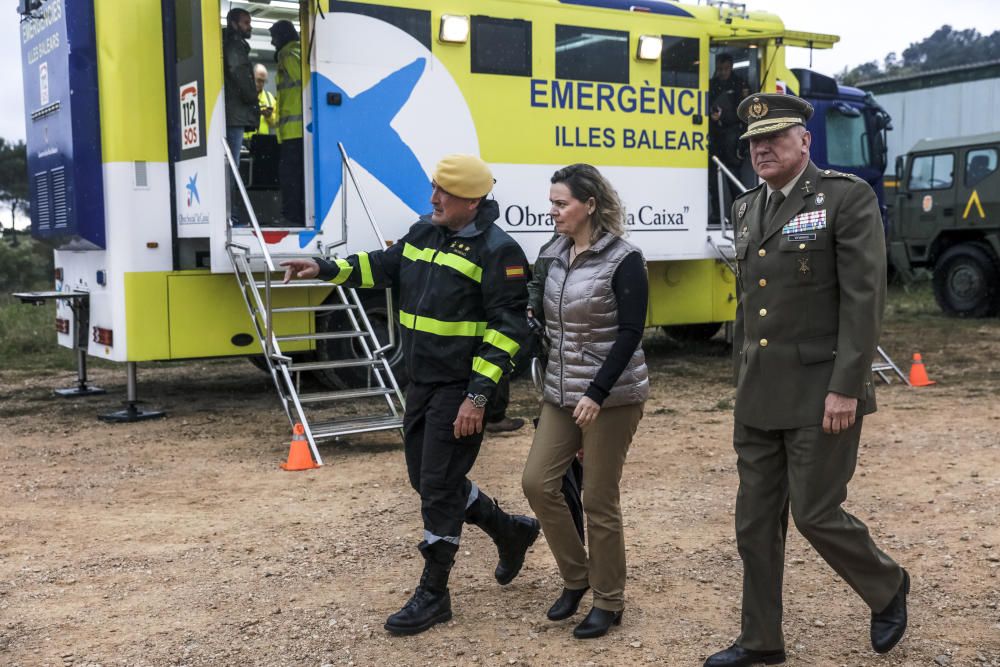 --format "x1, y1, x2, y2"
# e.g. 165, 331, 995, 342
728, 95, 904, 653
